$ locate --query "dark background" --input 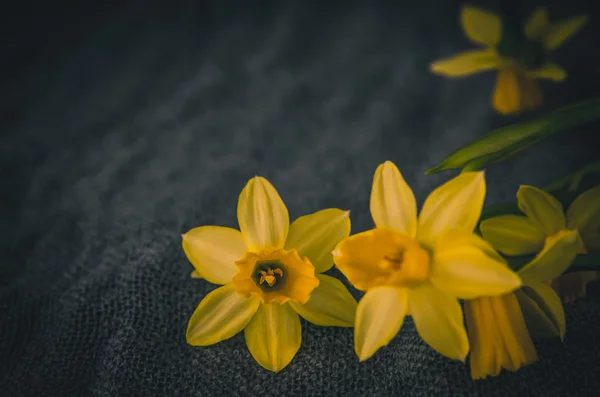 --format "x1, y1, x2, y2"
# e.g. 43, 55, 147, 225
1, 0, 599, 396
